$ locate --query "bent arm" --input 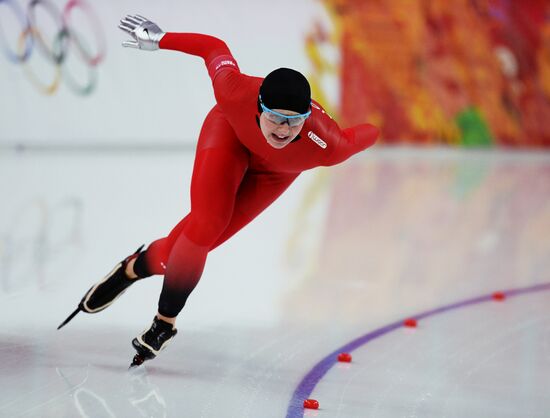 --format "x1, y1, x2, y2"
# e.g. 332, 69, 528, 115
326, 123, 380, 165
